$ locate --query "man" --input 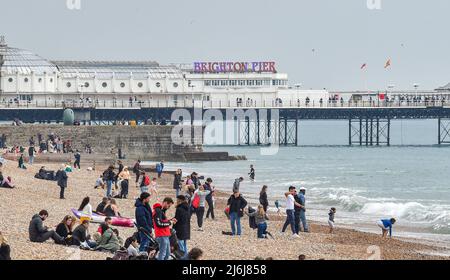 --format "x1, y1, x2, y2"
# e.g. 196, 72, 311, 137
191, 172, 199, 190
227, 190, 247, 236
96, 197, 109, 213
298, 187, 309, 232
28, 145, 35, 165
153, 197, 176, 260
174, 195, 191, 258
103, 165, 116, 198
29, 210, 65, 244
232, 177, 244, 193
156, 160, 164, 178
133, 160, 141, 187
248, 165, 255, 181
282, 186, 302, 237
55, 164, 68, 199
135, 192, 153, 252
204, 178, 215, 220
74, 150, 81, 169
